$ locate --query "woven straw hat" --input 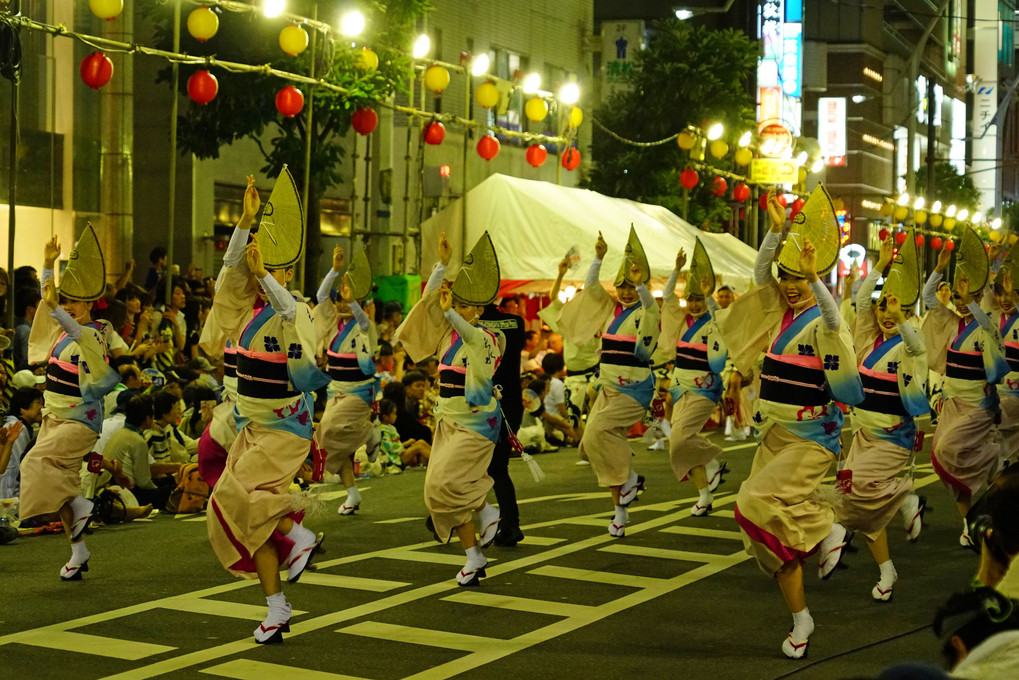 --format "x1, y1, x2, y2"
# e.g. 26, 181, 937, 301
258, 165, 305, 269
777, 185, 841, 277
614, 225, 651, 287
881, 228, 922, 308
60, 223, 107, 302
452, 231, 501, 305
